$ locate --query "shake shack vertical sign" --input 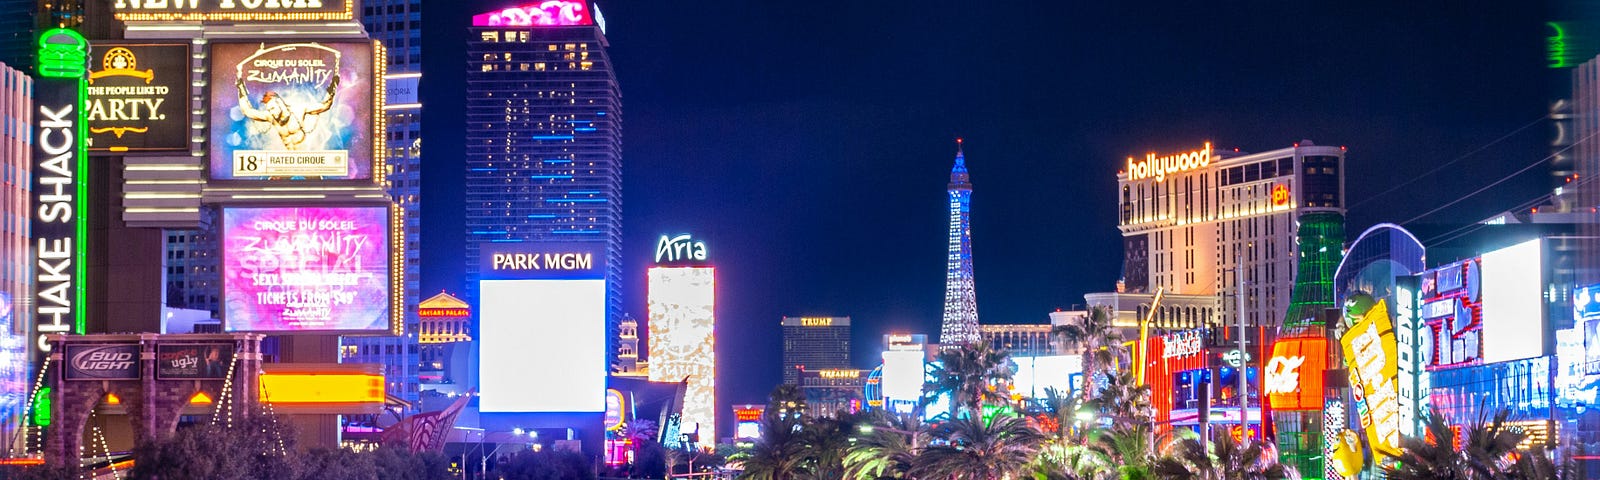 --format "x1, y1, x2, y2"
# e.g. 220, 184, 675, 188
34, 29, 89, 355
65, 344, 140, 380
87, 43, 191, 153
